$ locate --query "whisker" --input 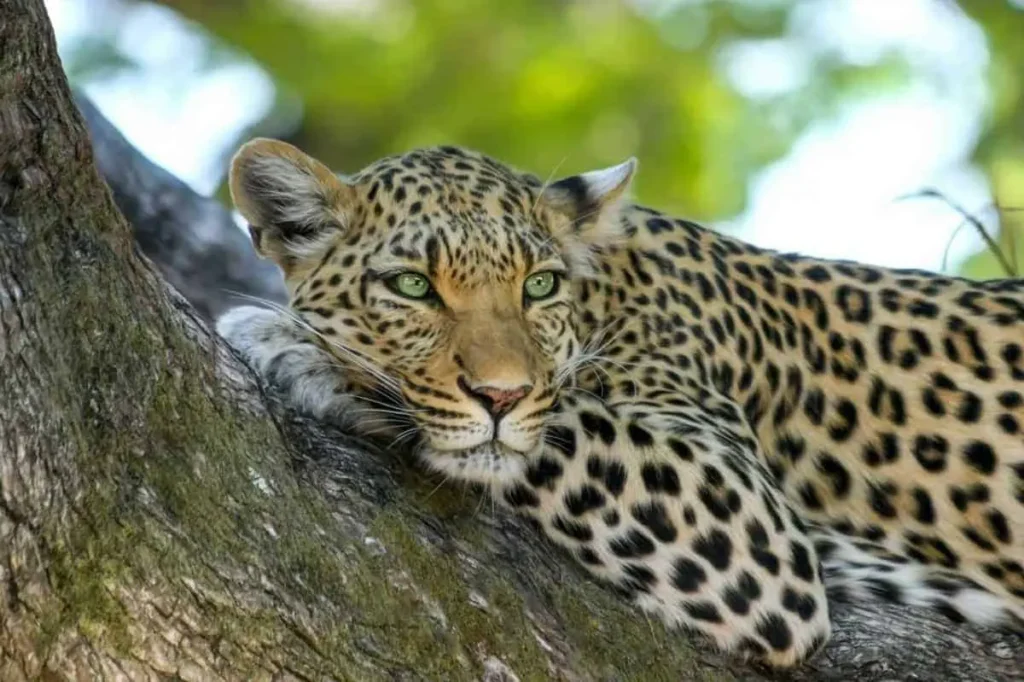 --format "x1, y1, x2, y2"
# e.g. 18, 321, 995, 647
580, 320, 630, 357
530, 156, 569, 216
421, 476, 450, 503
386, 427, 421, 451
350, 417, 401, 428
472, 487, 490, 519
358, 424, 405, 438
541, 431, 573, 449
370, 403, 412, 422
566, 386, 607, 404
553, 319, 630, 388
